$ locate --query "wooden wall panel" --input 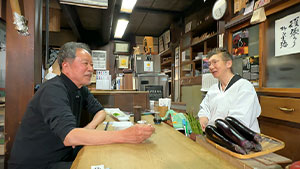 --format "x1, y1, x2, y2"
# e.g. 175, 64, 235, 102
42, 7, 60, 32
133, 93, 149, 110
5, 0, 42, 167
99, 42, 115, 79
114, 94, 134, 112
259, 117, 300, 162
94, 92, 149, 113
